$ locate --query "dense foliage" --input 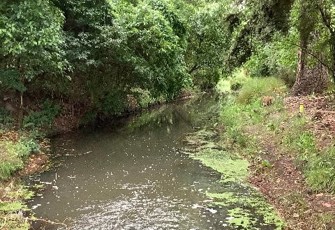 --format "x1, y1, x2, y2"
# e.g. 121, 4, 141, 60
1, 0, 335, 122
